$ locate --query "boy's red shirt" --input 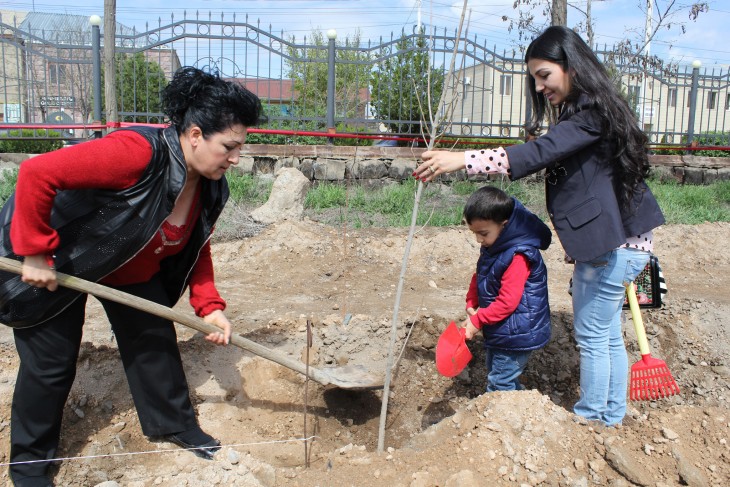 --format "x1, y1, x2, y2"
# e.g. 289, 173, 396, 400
10, 130, 225, 317
465, 253, 531, 329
